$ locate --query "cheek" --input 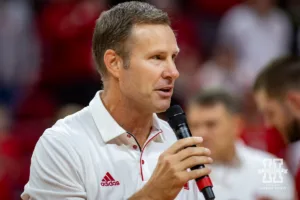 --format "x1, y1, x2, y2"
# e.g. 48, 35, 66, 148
273, 114, 289, 132
131, 61, 162, 88
216, 123, 234, 140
